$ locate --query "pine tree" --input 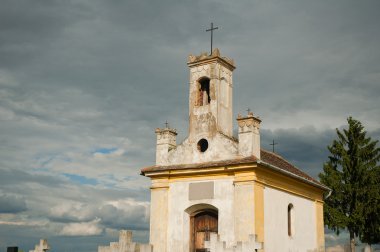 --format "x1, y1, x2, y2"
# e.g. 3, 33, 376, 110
360, 156, 380, 247
319, 117, 380, 252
